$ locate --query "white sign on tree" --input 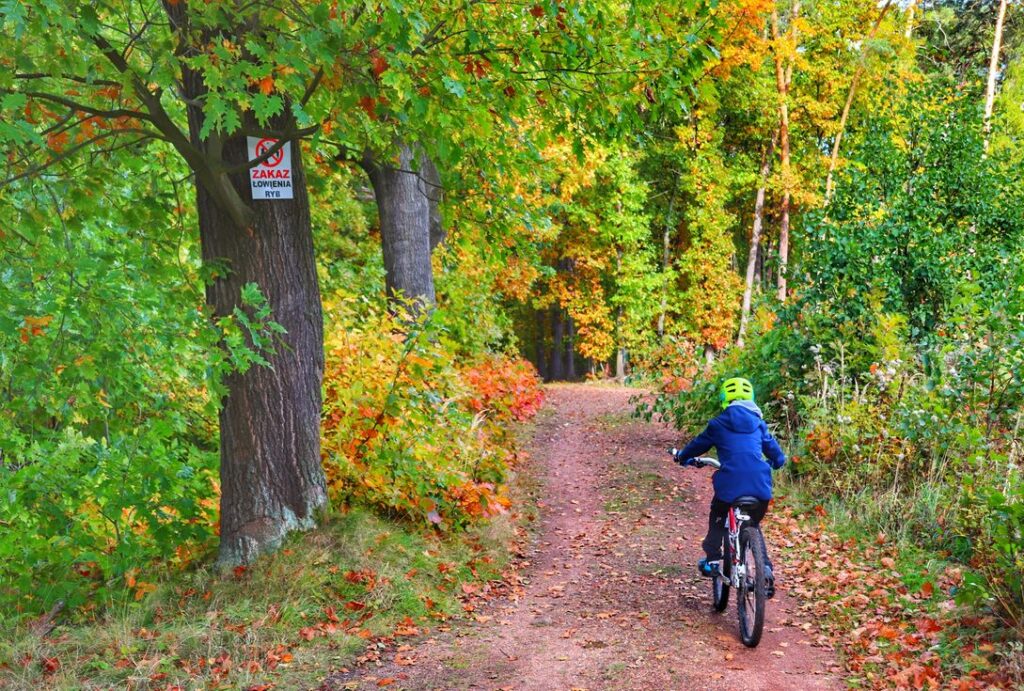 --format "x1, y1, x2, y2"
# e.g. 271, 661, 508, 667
247, 137, 293, 200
